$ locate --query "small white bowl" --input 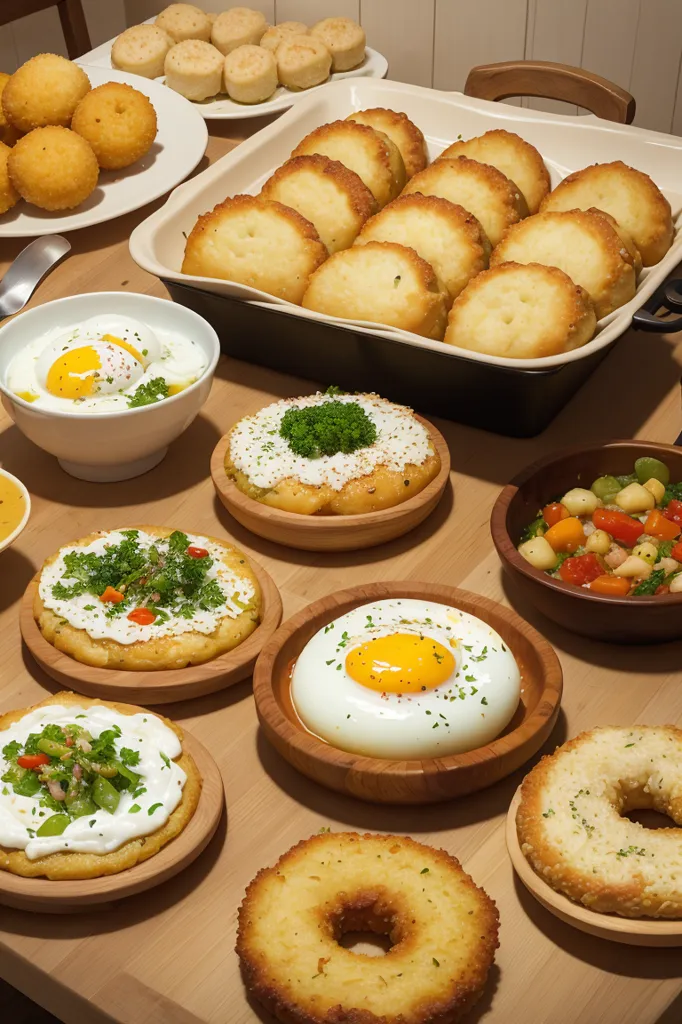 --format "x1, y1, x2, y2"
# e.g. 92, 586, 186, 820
0, 468, 30, 553
0, 292, 220, 482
